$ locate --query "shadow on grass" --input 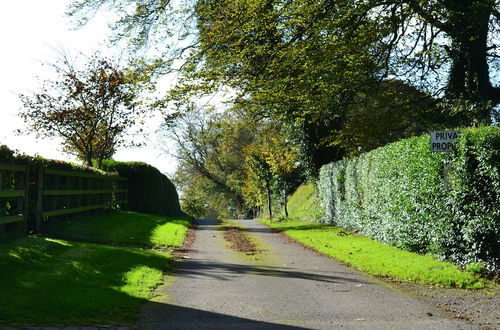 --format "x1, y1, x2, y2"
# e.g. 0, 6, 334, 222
0, 236, 170, 326
0, 236, 308, 329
